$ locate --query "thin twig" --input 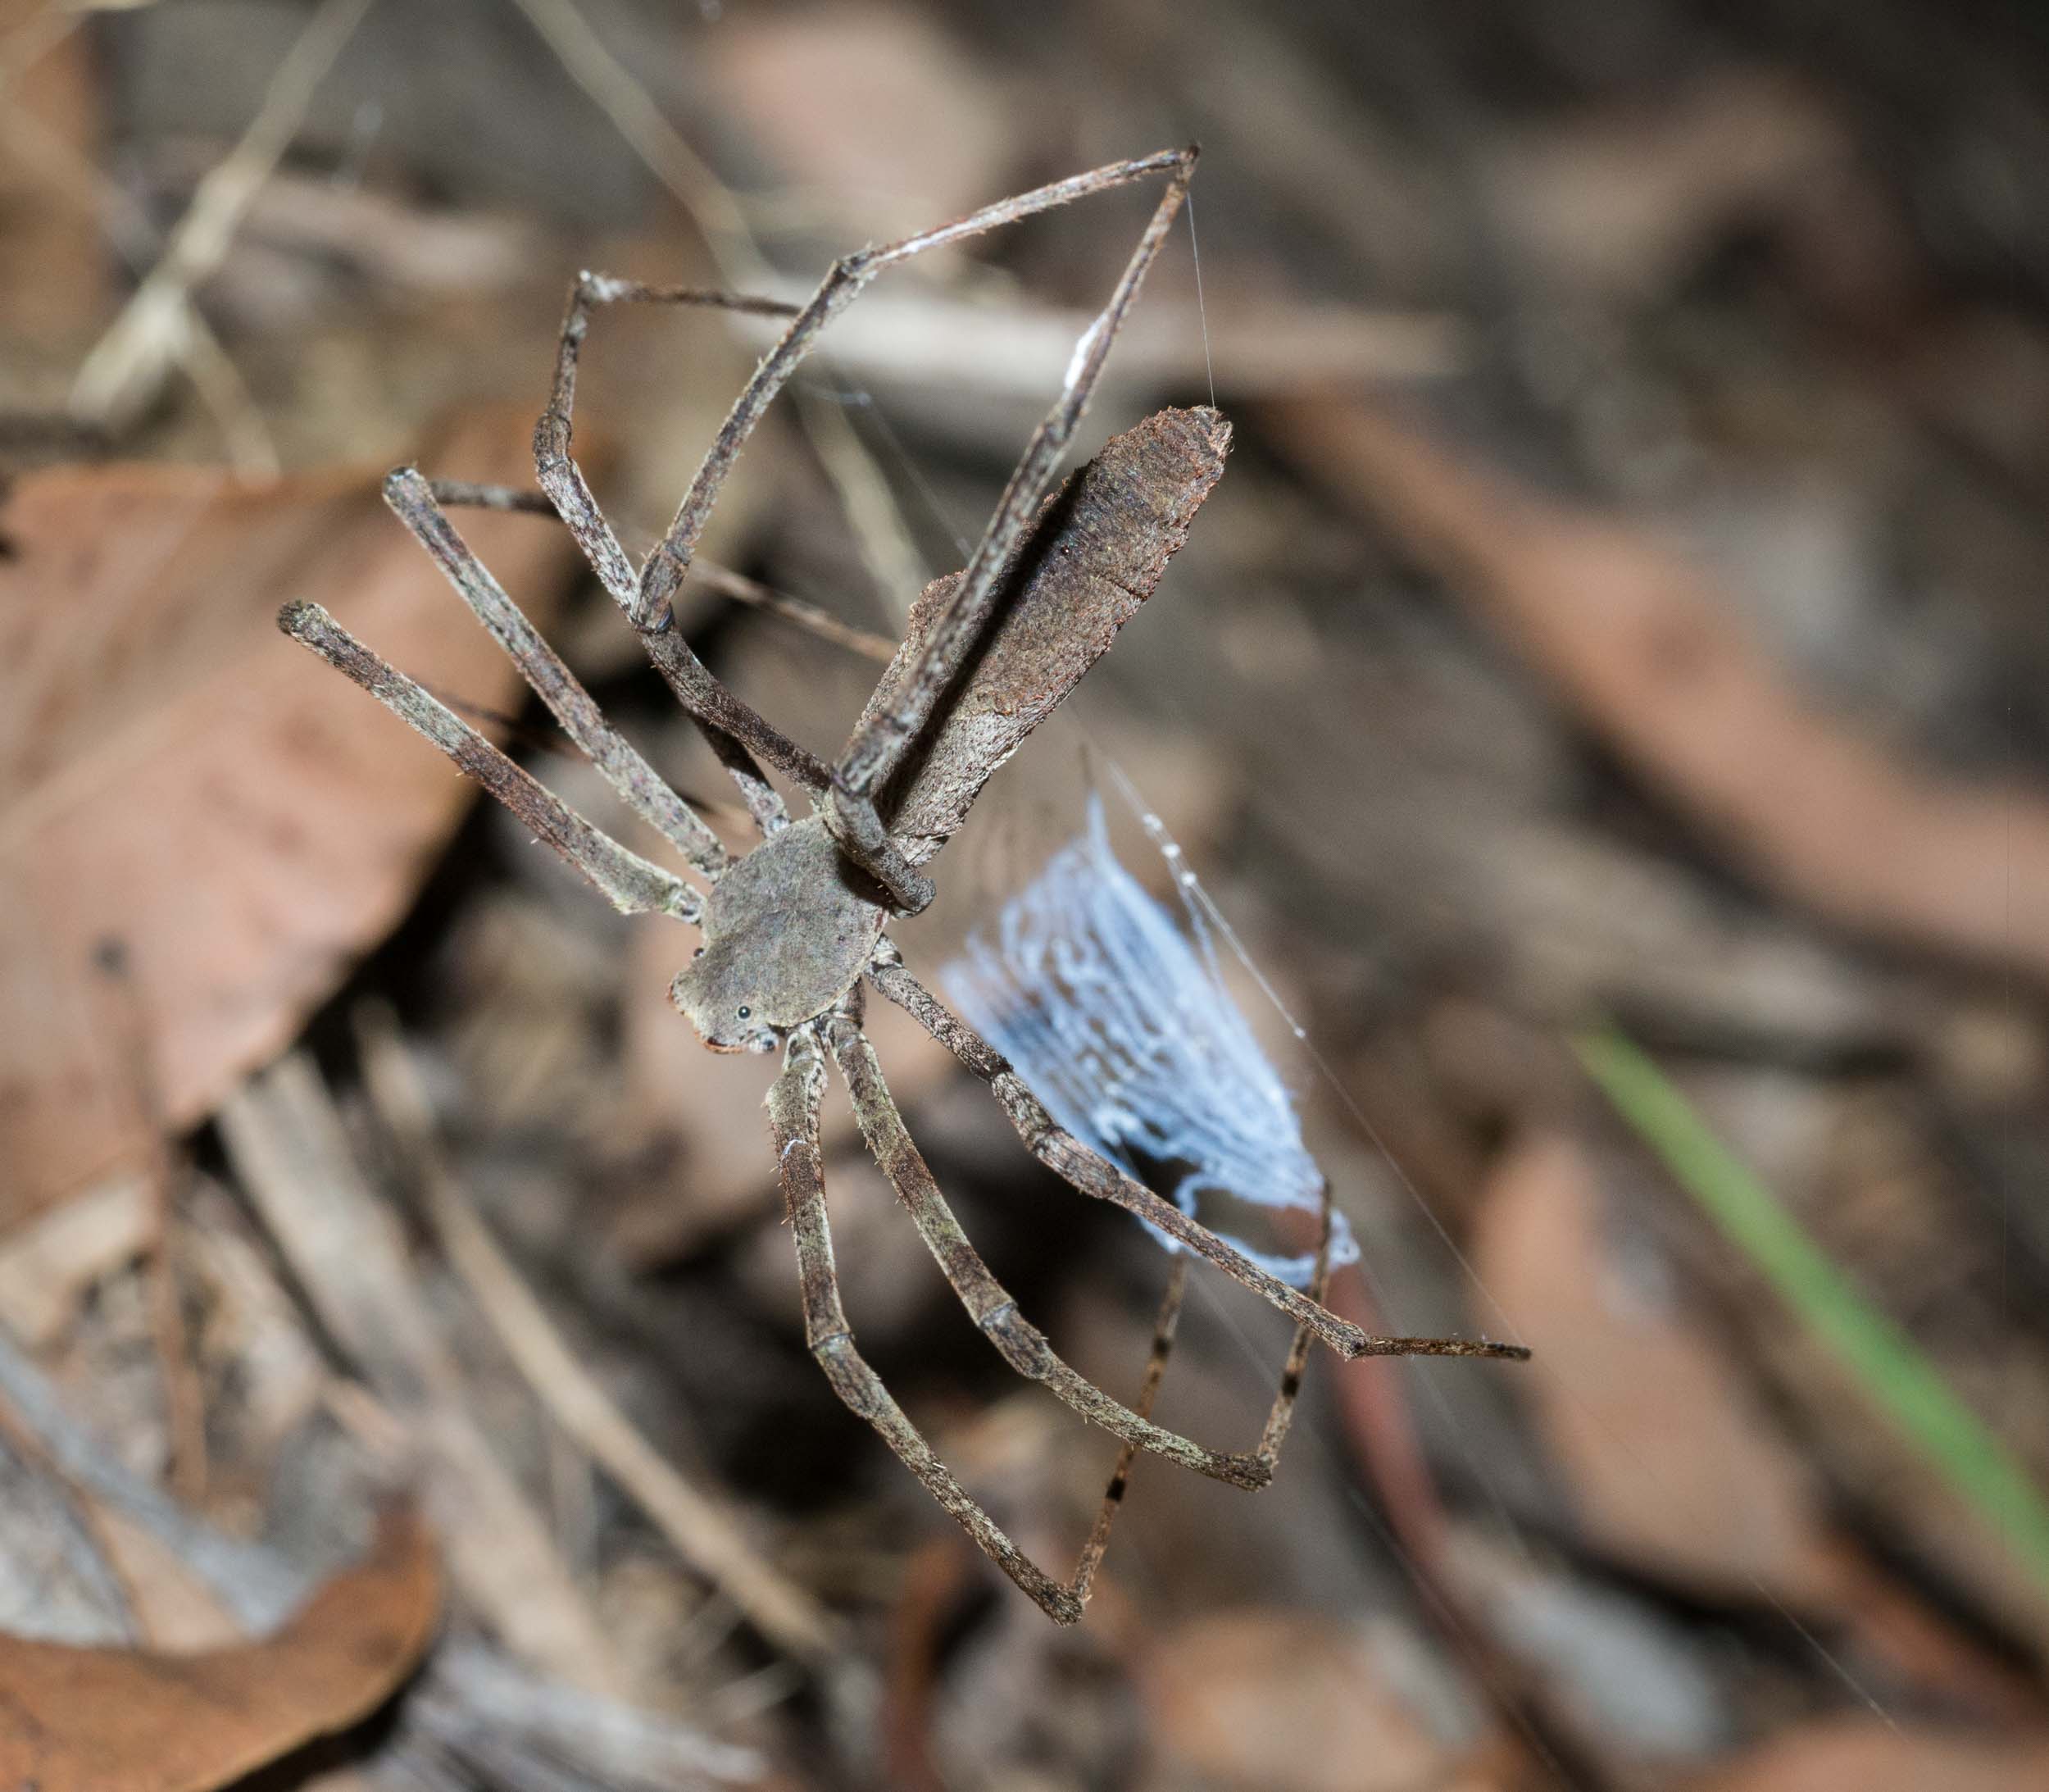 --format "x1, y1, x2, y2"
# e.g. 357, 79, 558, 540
218, 1052, 632, 1697
93, 939, 208, 1505
0, 1394, 144, 1646
0, 97, 275, 469
352, 1001, 848, 1671
0, 1330, 307, 1633
67, 0, 375, 439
